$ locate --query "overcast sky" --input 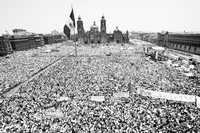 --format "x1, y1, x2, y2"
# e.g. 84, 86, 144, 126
0, 0, 199, 34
